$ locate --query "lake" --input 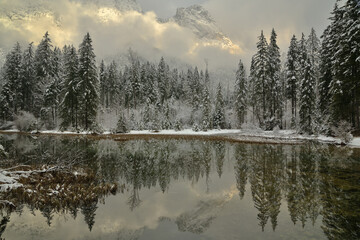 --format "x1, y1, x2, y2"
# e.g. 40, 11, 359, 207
0, 134, 359, 240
